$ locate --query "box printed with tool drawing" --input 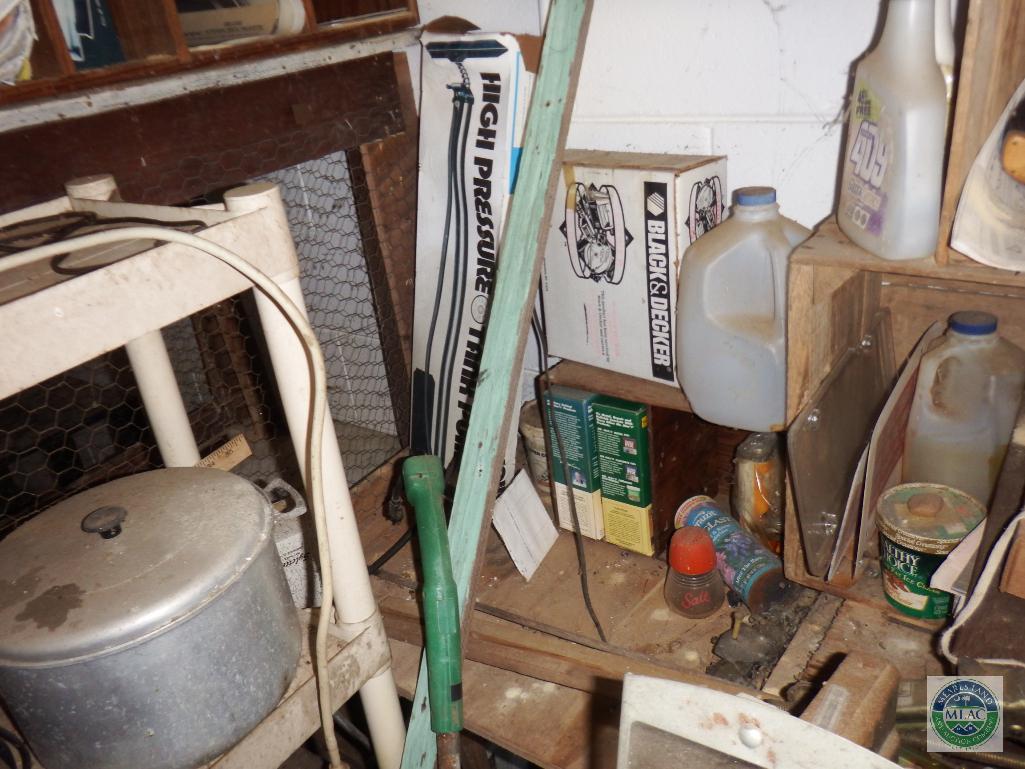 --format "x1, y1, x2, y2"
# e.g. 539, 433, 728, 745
411, 30, 535, 484
541, 151, 727, 384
